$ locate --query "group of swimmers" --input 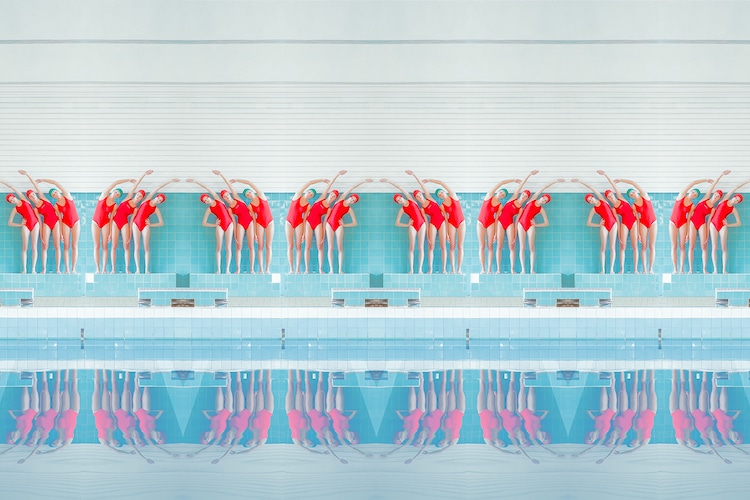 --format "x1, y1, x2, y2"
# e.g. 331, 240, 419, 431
4, 168, 748, 274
